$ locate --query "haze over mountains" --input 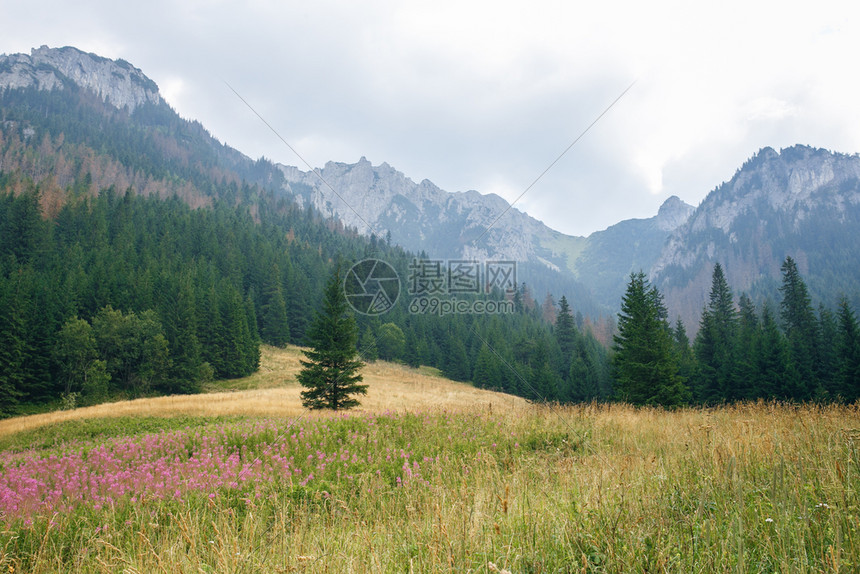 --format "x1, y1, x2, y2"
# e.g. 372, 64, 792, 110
3, 45, 860, 326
